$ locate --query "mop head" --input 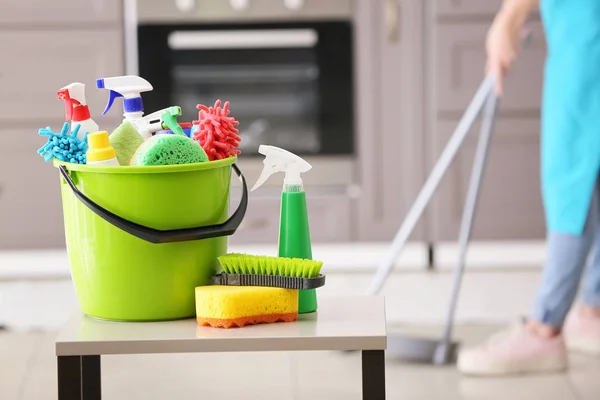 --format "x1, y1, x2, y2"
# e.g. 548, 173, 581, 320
37, 123, 88, 164
195, 285, 298, 328
192, 100, 242, 161
131, 133, 209, 166
109, 121, 144, 166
